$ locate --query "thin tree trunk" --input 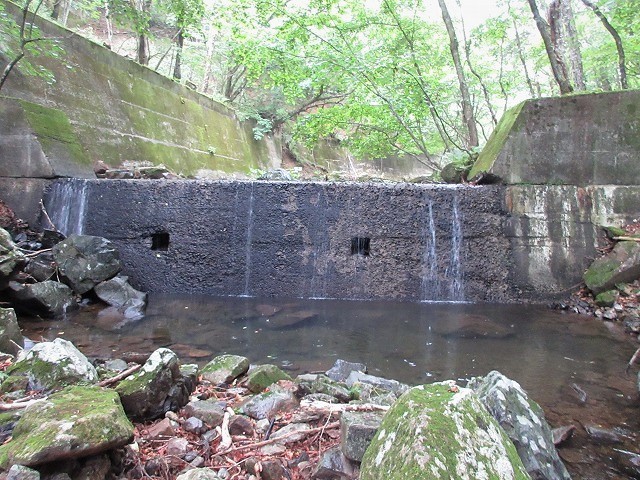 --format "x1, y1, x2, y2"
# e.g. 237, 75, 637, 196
549, 0, 585, 90
201, 22, 215, 93
137, 34, 149, 65
512, 18, 536, 97
173, 28, 183, 80
51, 0, 60, 19
527, 0, 574, 94
579, 0, 628, 89
438, 0, 478, 148
561, 0, 586, 89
